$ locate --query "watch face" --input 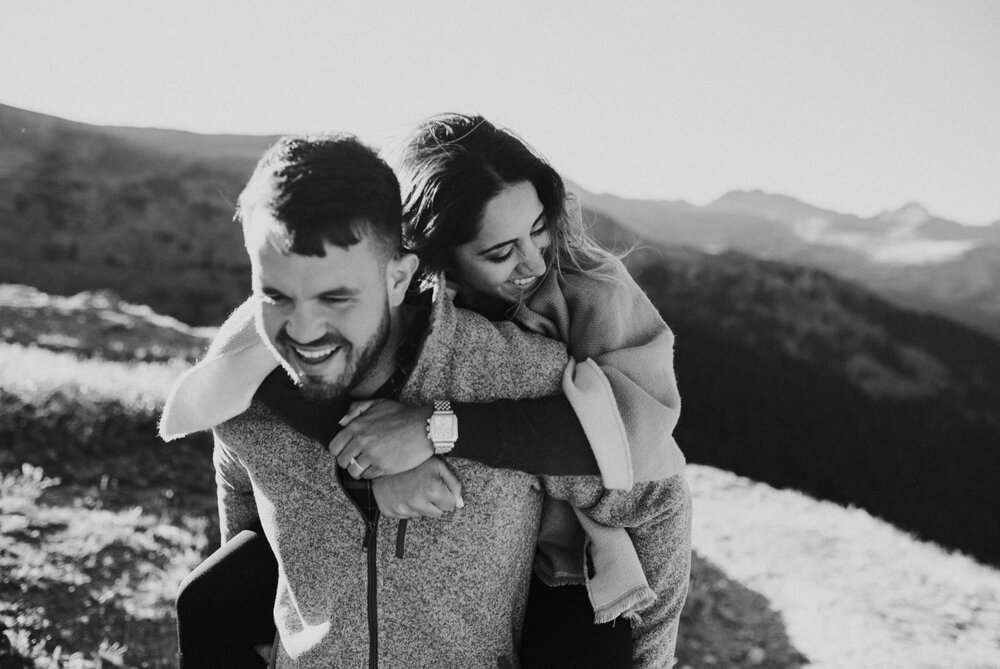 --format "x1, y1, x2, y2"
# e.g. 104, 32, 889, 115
430, 414, 459, 442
